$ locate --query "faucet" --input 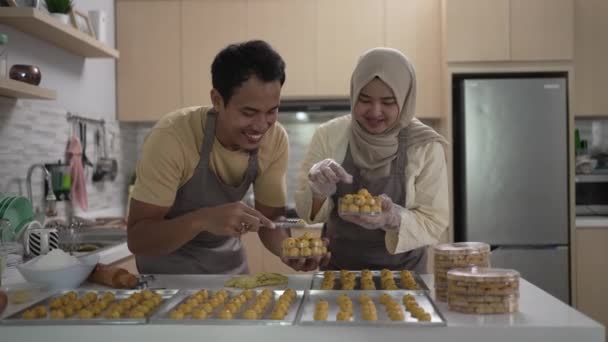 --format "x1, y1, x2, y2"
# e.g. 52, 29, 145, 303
26, 164, 57, 217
